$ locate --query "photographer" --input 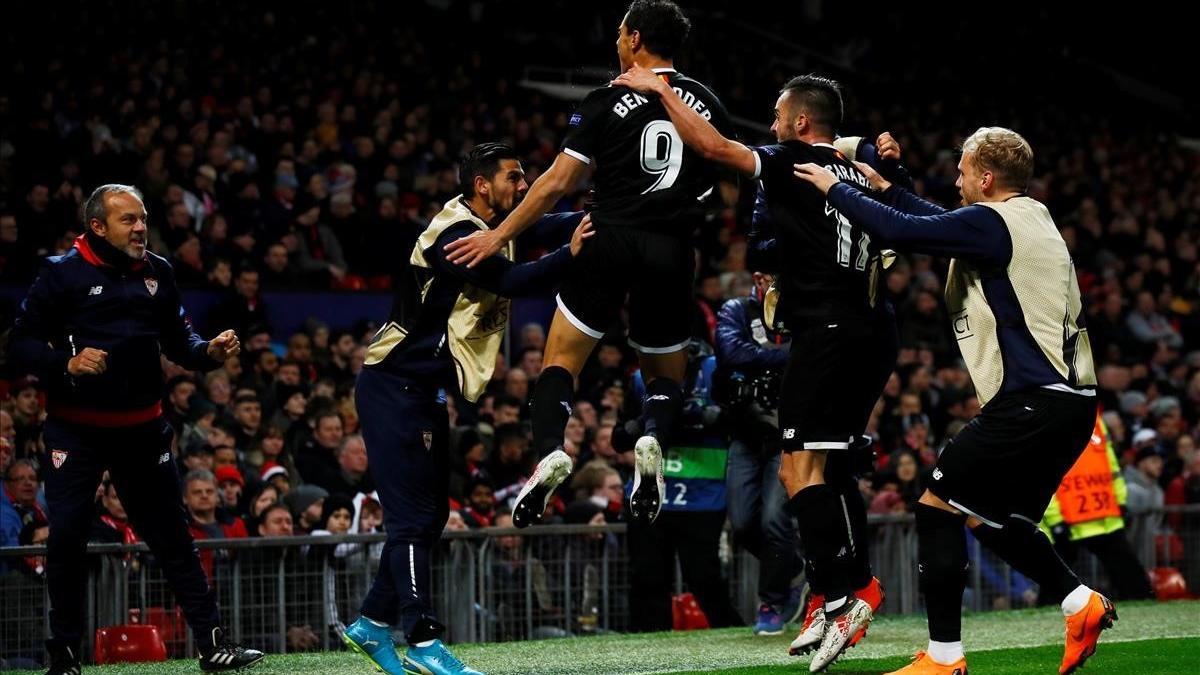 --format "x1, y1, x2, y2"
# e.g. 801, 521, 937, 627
714, 272, 802, 635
